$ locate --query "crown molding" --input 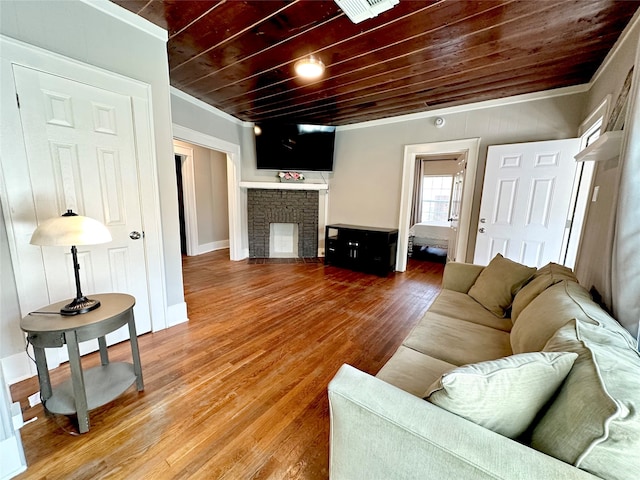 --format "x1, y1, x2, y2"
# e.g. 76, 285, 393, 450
337, 84, 589, 131
171, 87, 253, 127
